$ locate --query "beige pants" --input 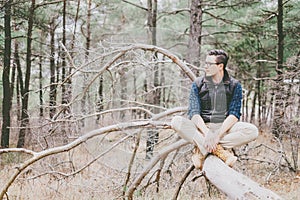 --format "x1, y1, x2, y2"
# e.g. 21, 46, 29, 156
171, 116, 259, 155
